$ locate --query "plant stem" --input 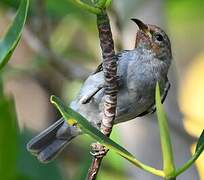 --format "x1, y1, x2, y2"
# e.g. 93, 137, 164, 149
114, 150, 165, 177
173, 143, 204, 177
156, 83, 176, 177
51, 95, 165, 177
87, 11, 118, 180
